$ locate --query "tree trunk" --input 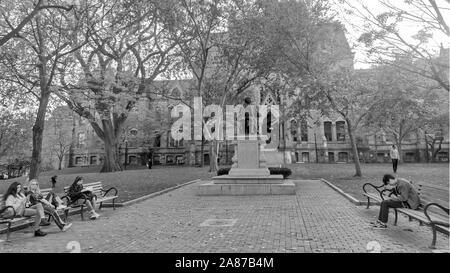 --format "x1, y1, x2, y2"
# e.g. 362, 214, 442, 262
397, 142, 403, 164
29, 90, 51, 180
424, 132, 430, 163
432, 139, 443, 162
200, 135, 204, 167
58, 157, 62, 170
345, 118, 362, 177
100, 120, 122, 173
68, 114, 76, 167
